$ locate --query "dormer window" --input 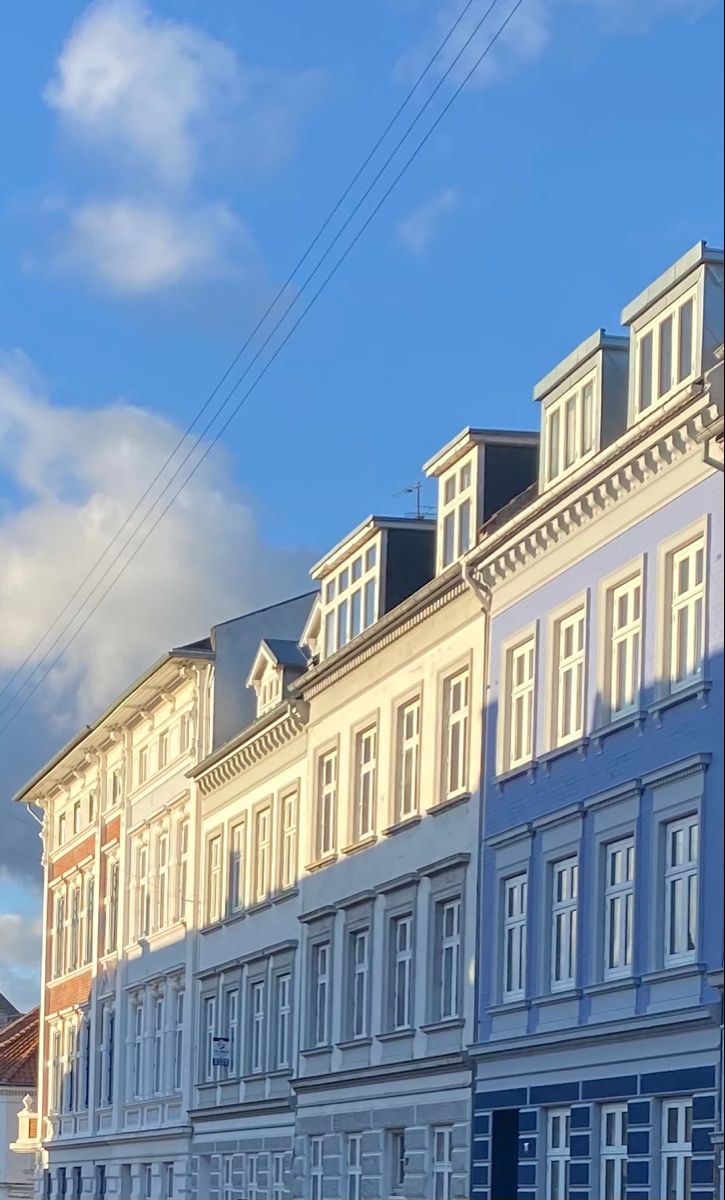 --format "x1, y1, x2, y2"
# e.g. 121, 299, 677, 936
323, 544, 378, 656
259, 669, 281, 714
634, 289, 696, 416
545, 371, 596, 485
439, 457, 474, 569
247, 638, 308, 717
